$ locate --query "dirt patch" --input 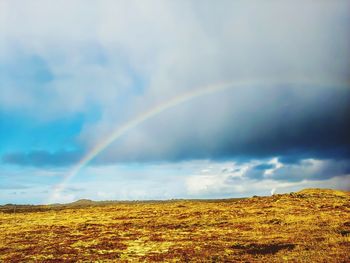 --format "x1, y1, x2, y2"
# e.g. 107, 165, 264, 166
232, 242, 295, 255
